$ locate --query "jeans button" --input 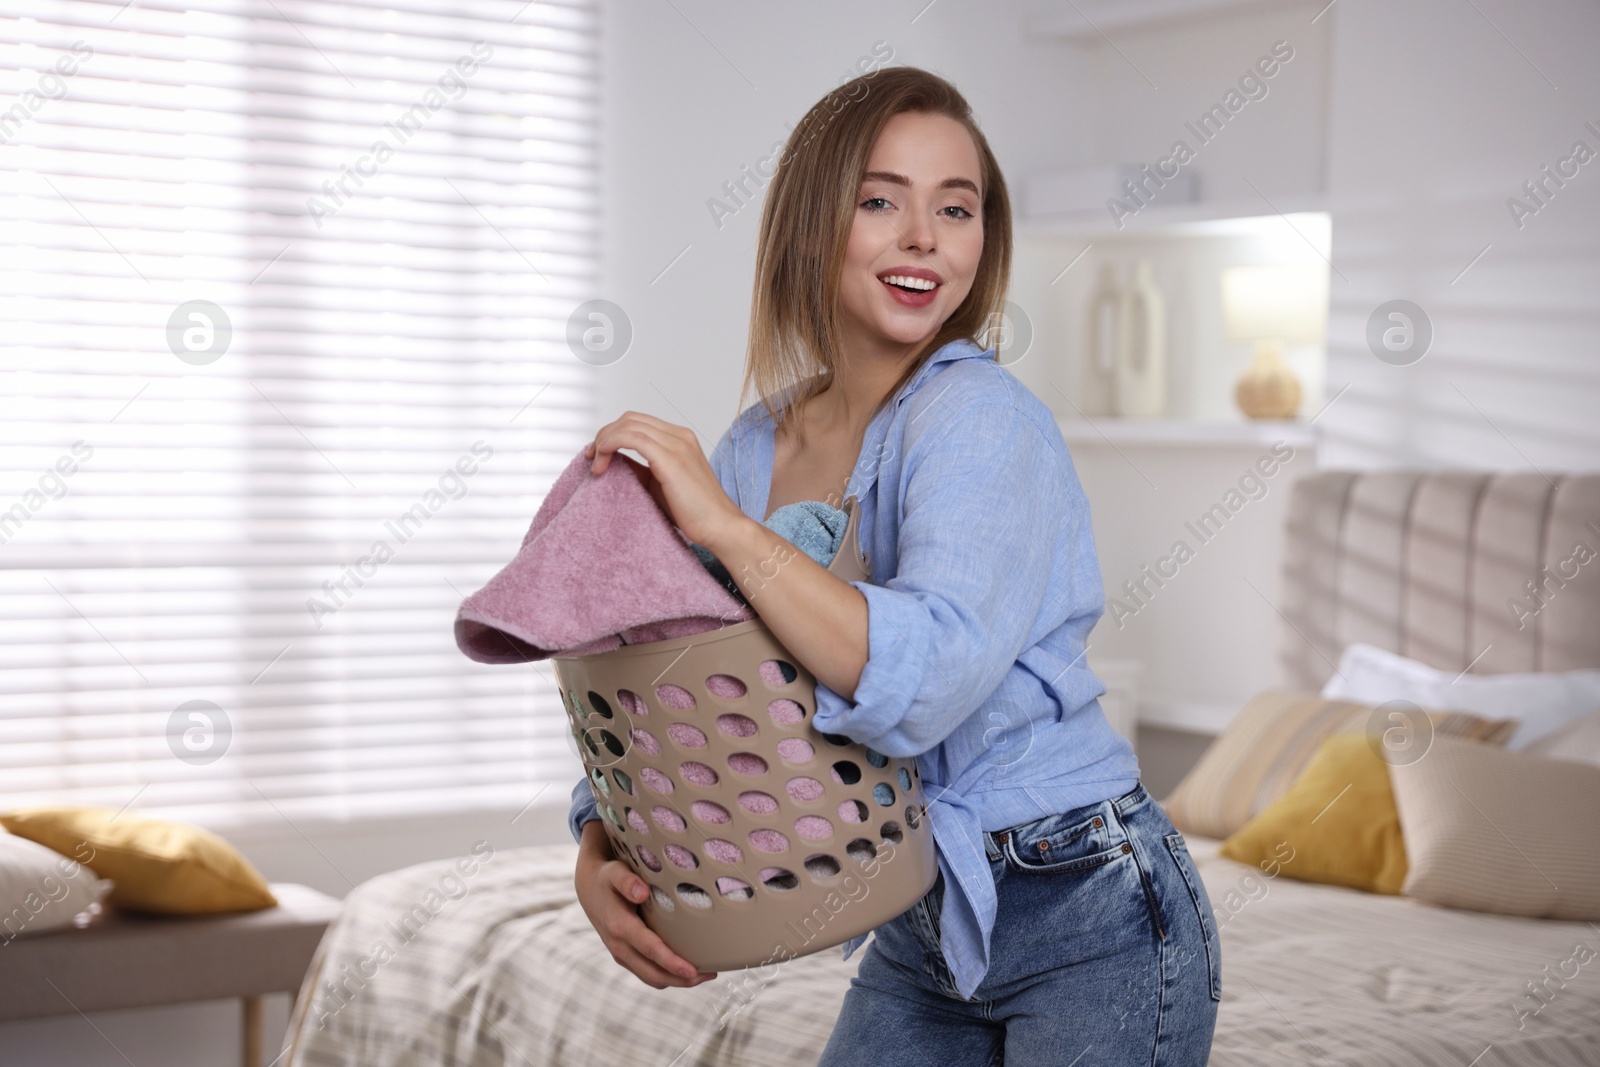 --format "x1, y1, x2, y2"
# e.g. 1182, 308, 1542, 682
1093, 817, 1103, 828
1121, 842, 1132, 854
